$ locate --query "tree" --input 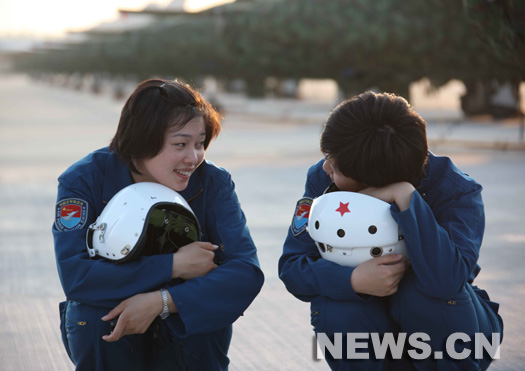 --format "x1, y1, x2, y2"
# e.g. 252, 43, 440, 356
222, 0, 516, 99
460, 0, 524, 116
